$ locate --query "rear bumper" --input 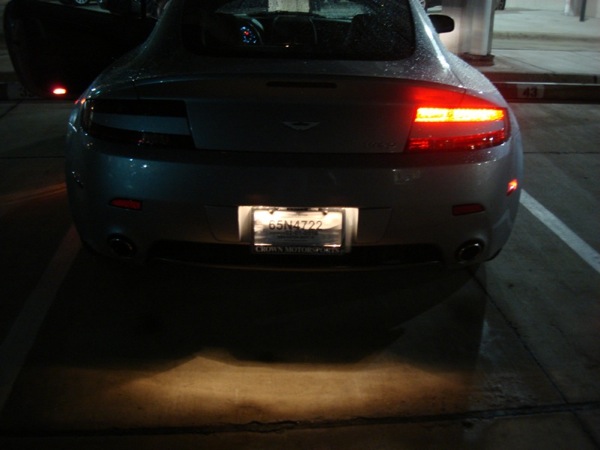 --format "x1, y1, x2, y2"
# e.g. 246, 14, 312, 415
66, 134, 522, 269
